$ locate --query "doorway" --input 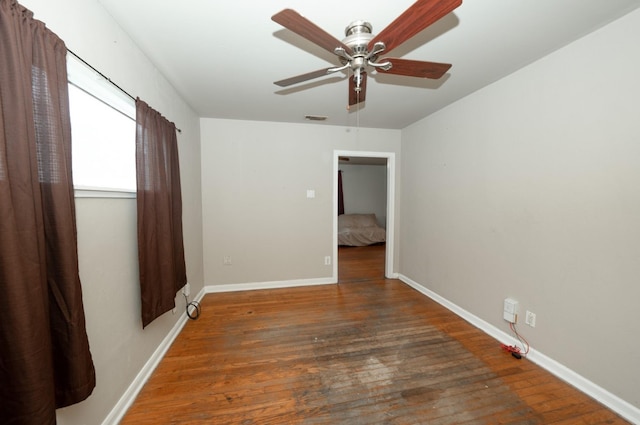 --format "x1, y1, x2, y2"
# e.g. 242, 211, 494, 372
333, 150, 396, 280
